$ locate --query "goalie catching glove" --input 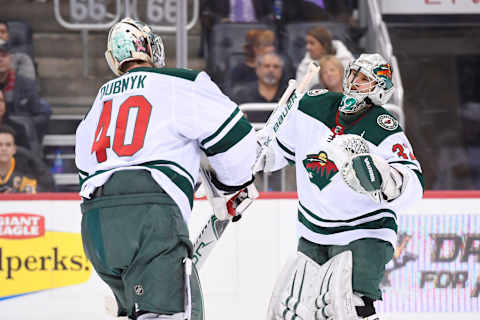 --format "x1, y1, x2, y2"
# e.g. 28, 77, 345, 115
327, 134, 404, 203
343, 153, 403, 203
